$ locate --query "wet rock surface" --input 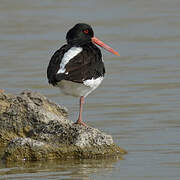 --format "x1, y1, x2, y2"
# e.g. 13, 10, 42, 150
0, 90, 126, 161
